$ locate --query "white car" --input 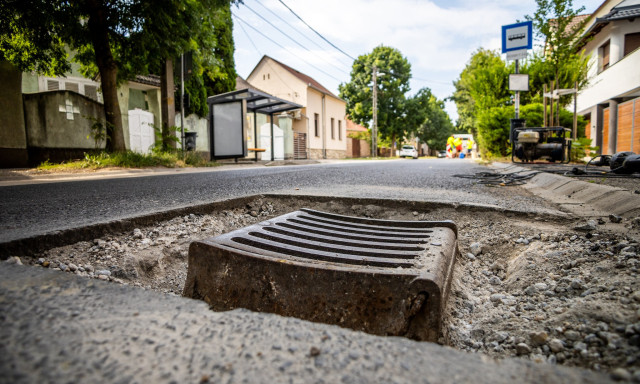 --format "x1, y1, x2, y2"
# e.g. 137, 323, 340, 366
399, 145, 418, 159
